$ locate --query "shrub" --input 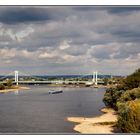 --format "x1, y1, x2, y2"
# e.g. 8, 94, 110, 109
103, 87, 125, 109
122, 69, 140, 90
119, 88, 140, 103
103, 69, 140, 110
0, 84, 5, 90
117, 100, 140, 133
5, 79, 13, 87
103, 69, 140, 133
103, 78, 109, 85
